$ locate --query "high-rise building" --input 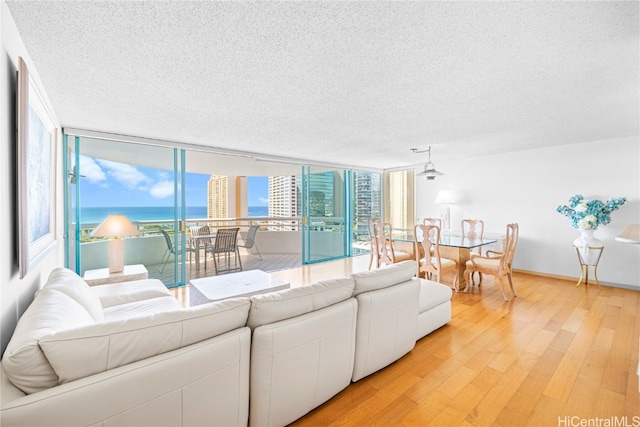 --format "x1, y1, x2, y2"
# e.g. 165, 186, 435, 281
207, 175, 228, 219
354, 172, 382, 240
268, 176, 300, 230
206, 175, 248, 219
